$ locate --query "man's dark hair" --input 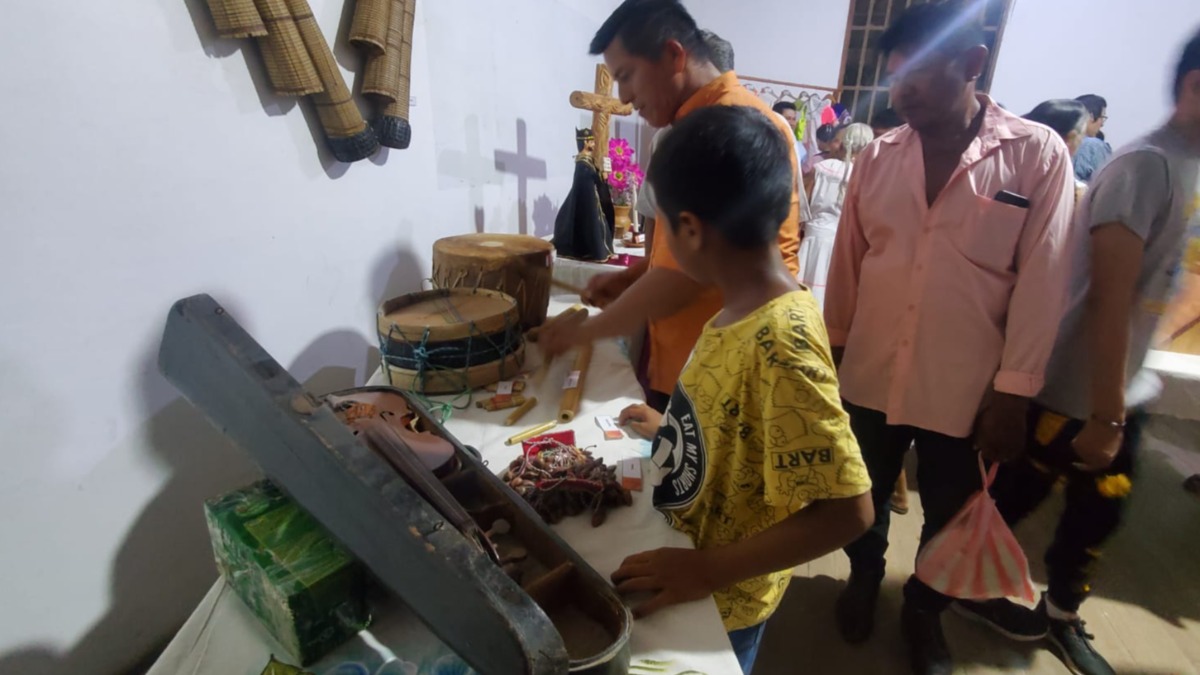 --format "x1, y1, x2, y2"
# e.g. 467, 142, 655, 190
1074, 94, 1108, 121
879, 2, 985, 58
649, 106, 792, 249
700, 29, 734, 72
590, 0, 711, 64
1023, 99, 1089, 139
869, 107, 904, 131
772, 100, 796, 116
1174, 29, 1200, 102
815, 123, 839, 143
